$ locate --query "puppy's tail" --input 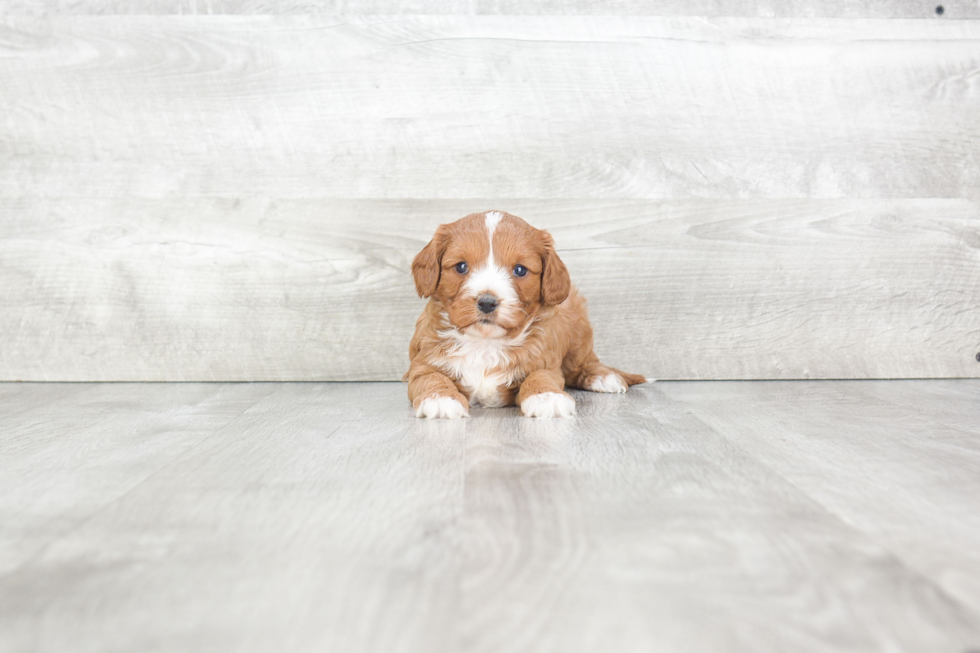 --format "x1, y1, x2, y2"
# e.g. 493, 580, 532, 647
610, 368, 651, 386
565, 358, 653, 392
